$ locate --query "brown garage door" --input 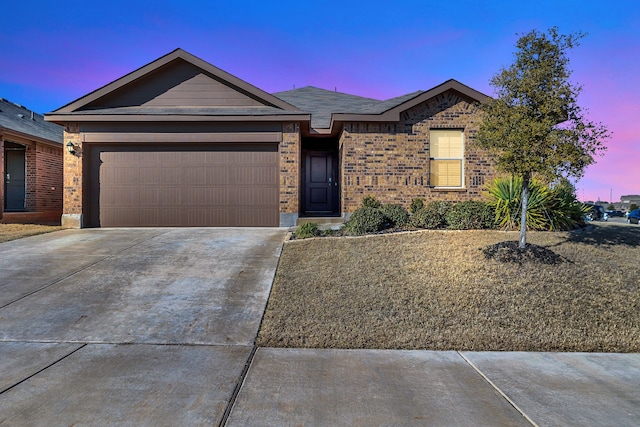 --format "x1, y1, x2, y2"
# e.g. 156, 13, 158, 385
88, 144, 279, 227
